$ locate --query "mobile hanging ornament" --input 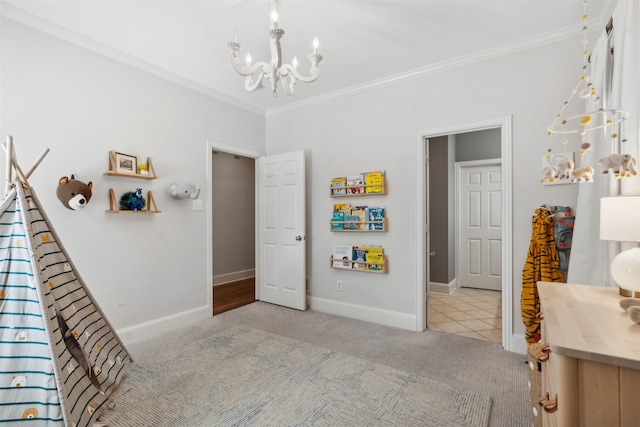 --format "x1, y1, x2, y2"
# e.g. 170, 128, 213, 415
544, 0, 633, 183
